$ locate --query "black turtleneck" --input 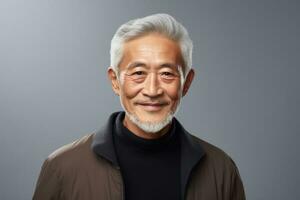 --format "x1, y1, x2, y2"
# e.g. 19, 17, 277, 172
112, 112, 181, 200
